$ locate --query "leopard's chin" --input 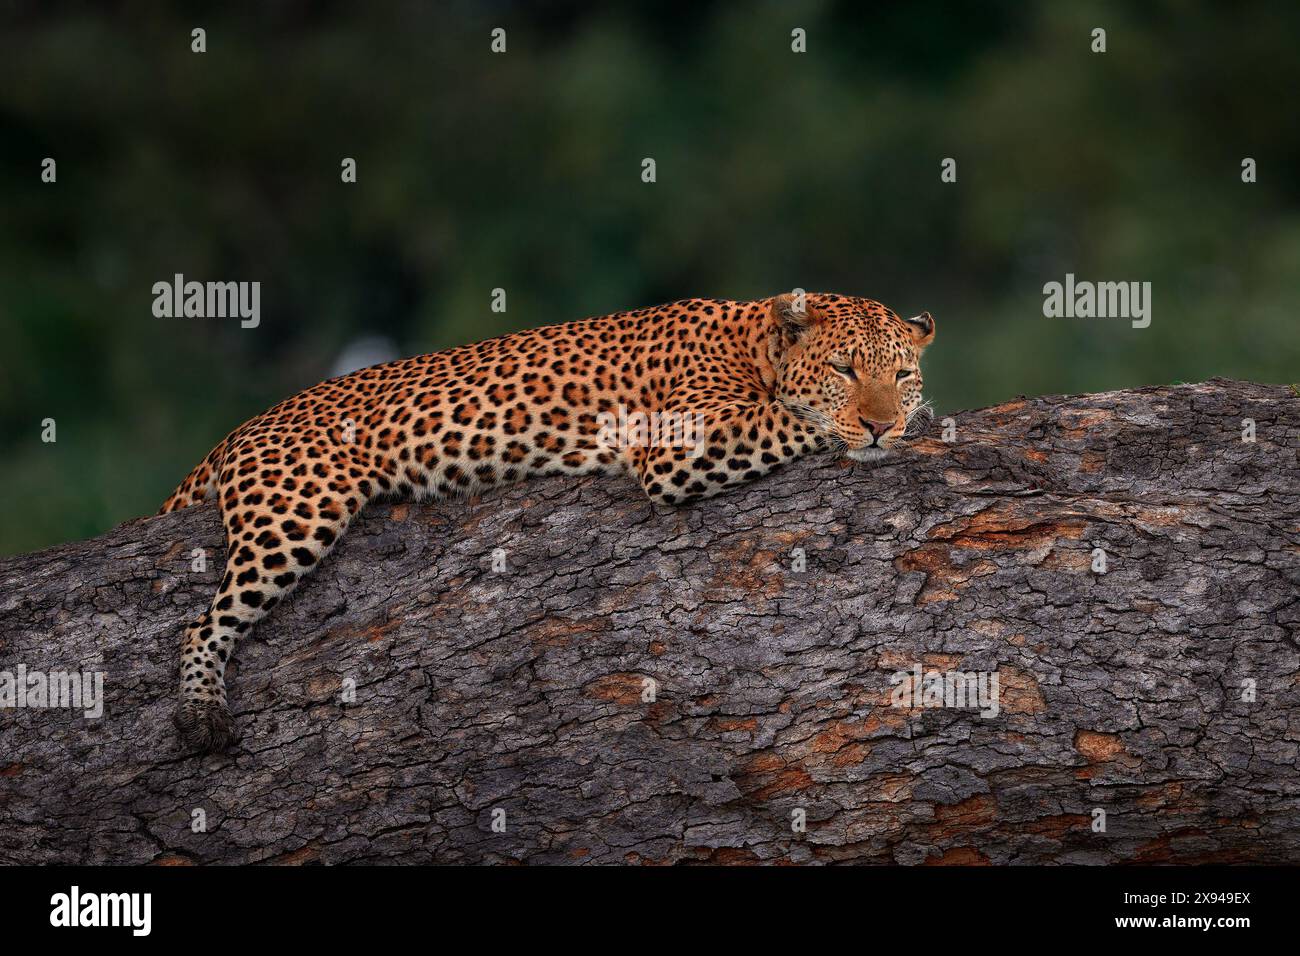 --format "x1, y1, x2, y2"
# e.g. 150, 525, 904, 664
845, 446, 890, 463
